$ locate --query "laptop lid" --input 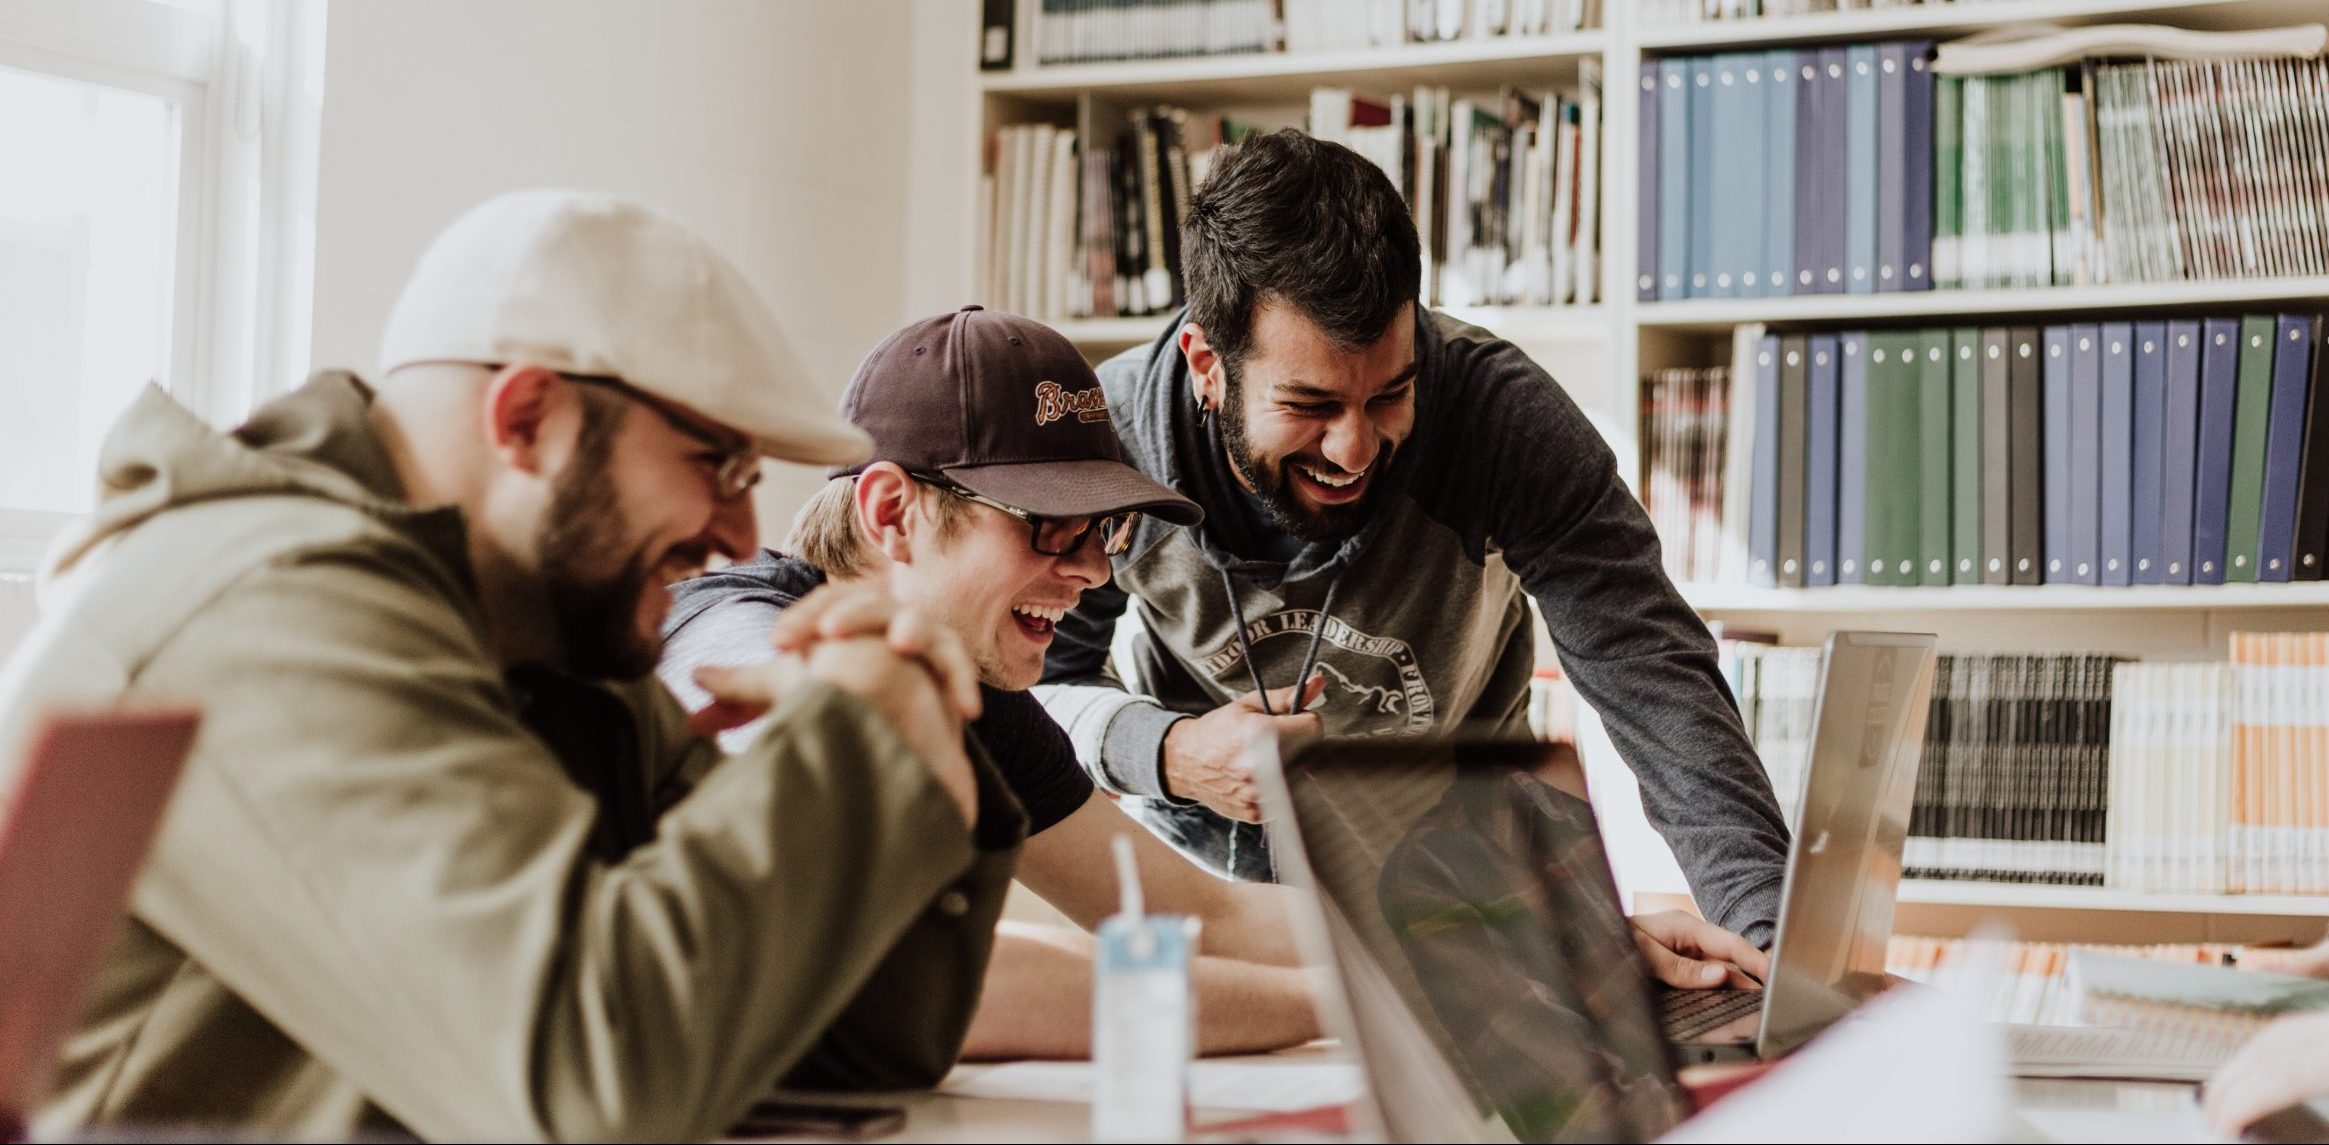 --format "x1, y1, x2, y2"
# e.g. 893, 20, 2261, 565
1755, 631, 1938, 1057
1257, 736, 1690, 1144
0, 706, 199, 1122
